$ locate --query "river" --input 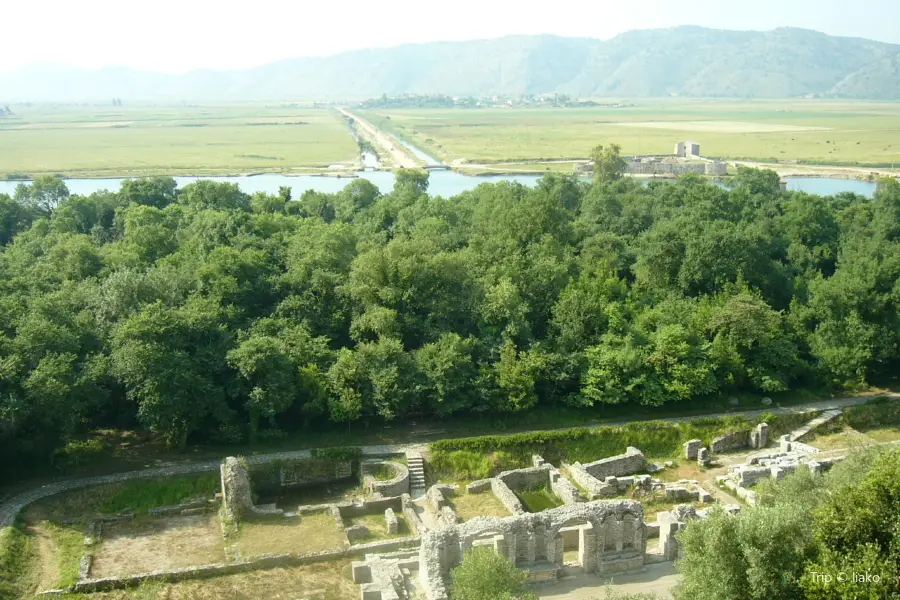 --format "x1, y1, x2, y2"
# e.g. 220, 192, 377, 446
0, 173, 879, 199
